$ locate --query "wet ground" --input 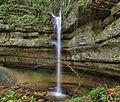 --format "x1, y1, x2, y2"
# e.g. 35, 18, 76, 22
0, 82, 84, 102
1, 66, 120, 101
1, 67, 120, 87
